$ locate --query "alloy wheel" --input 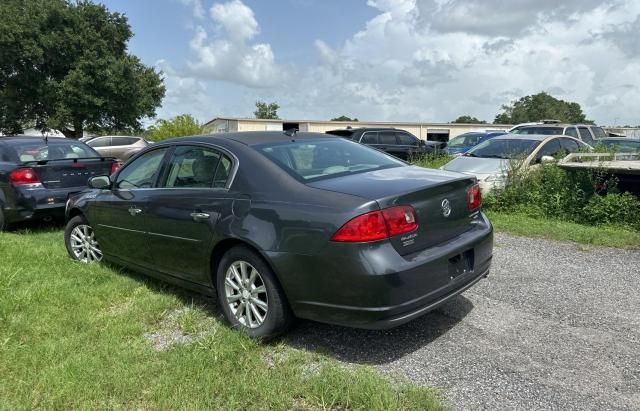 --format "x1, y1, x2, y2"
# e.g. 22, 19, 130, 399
224, 260, 268, 328
69, 224, 103, 263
